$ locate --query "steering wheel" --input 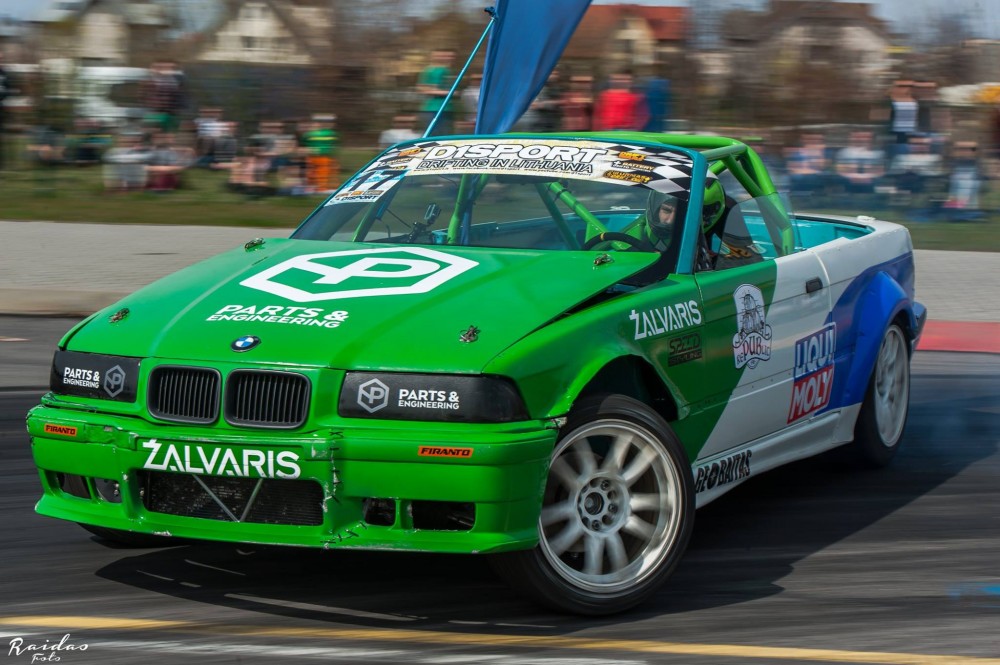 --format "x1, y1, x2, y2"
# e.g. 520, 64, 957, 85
582, 231, 646, 251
